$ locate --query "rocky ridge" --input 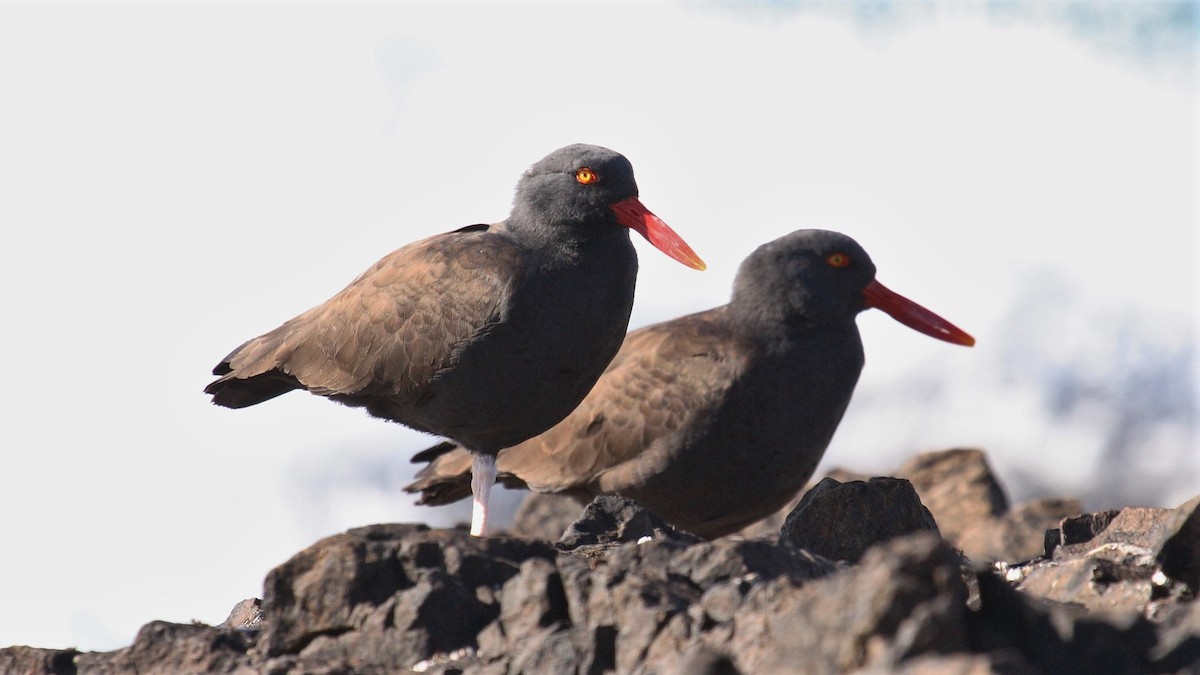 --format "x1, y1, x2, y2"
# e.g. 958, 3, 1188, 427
4, 448, 1198, 674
